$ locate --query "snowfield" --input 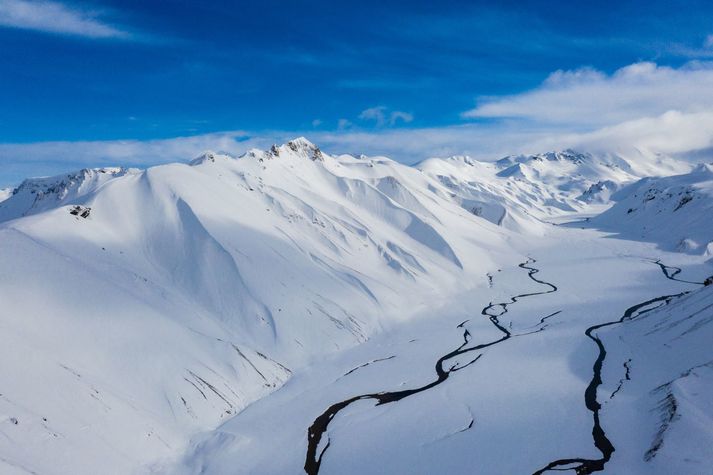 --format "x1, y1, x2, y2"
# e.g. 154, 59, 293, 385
591, 163, 713, 255
0, 139, 710, 475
